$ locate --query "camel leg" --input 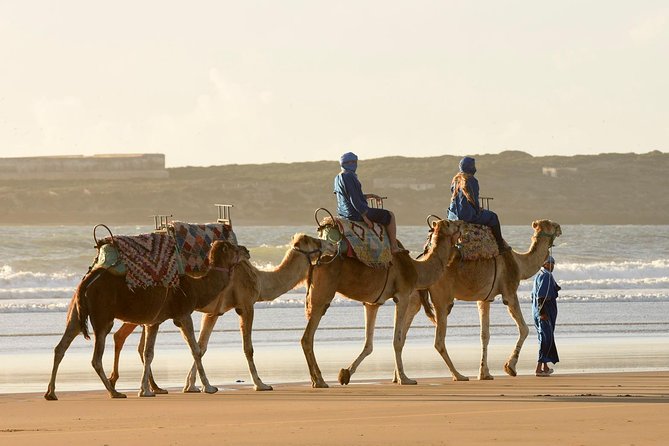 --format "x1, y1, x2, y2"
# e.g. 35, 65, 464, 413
184, 313, 220, 393
477, 301, 494, 380
238, 305, 272, 391
138, 324, 159, 397
339, 303, 380, 385
135, 326, 169, 394
175, 315, 218, 394
392, 296, 416, 385
44, 311, 81, 401
108, 322, 138, 389
301, 299, 331, 388
392, 291, 423, 383
433, 299, 469, 381
90, 321, 127, 399
502, 293, 529, 377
